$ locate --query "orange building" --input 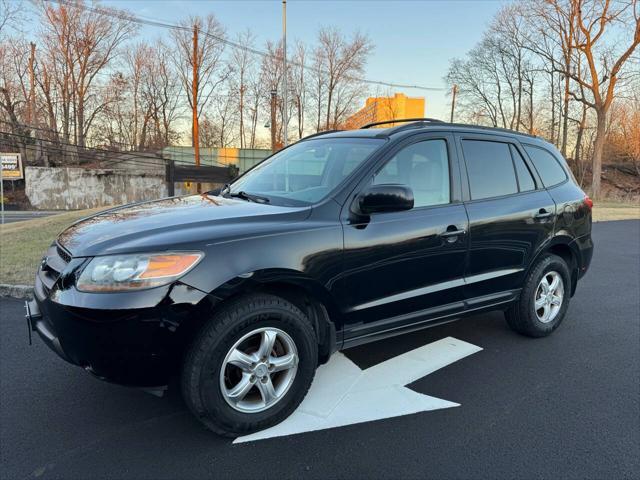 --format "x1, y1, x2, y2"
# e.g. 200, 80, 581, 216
343, 93, 426, 129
